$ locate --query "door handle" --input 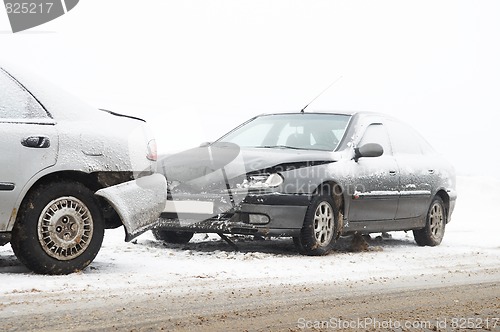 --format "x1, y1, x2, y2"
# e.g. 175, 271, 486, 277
389, 170, 397, 176
428, 169, 435, 174
21, 136, 50, 148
